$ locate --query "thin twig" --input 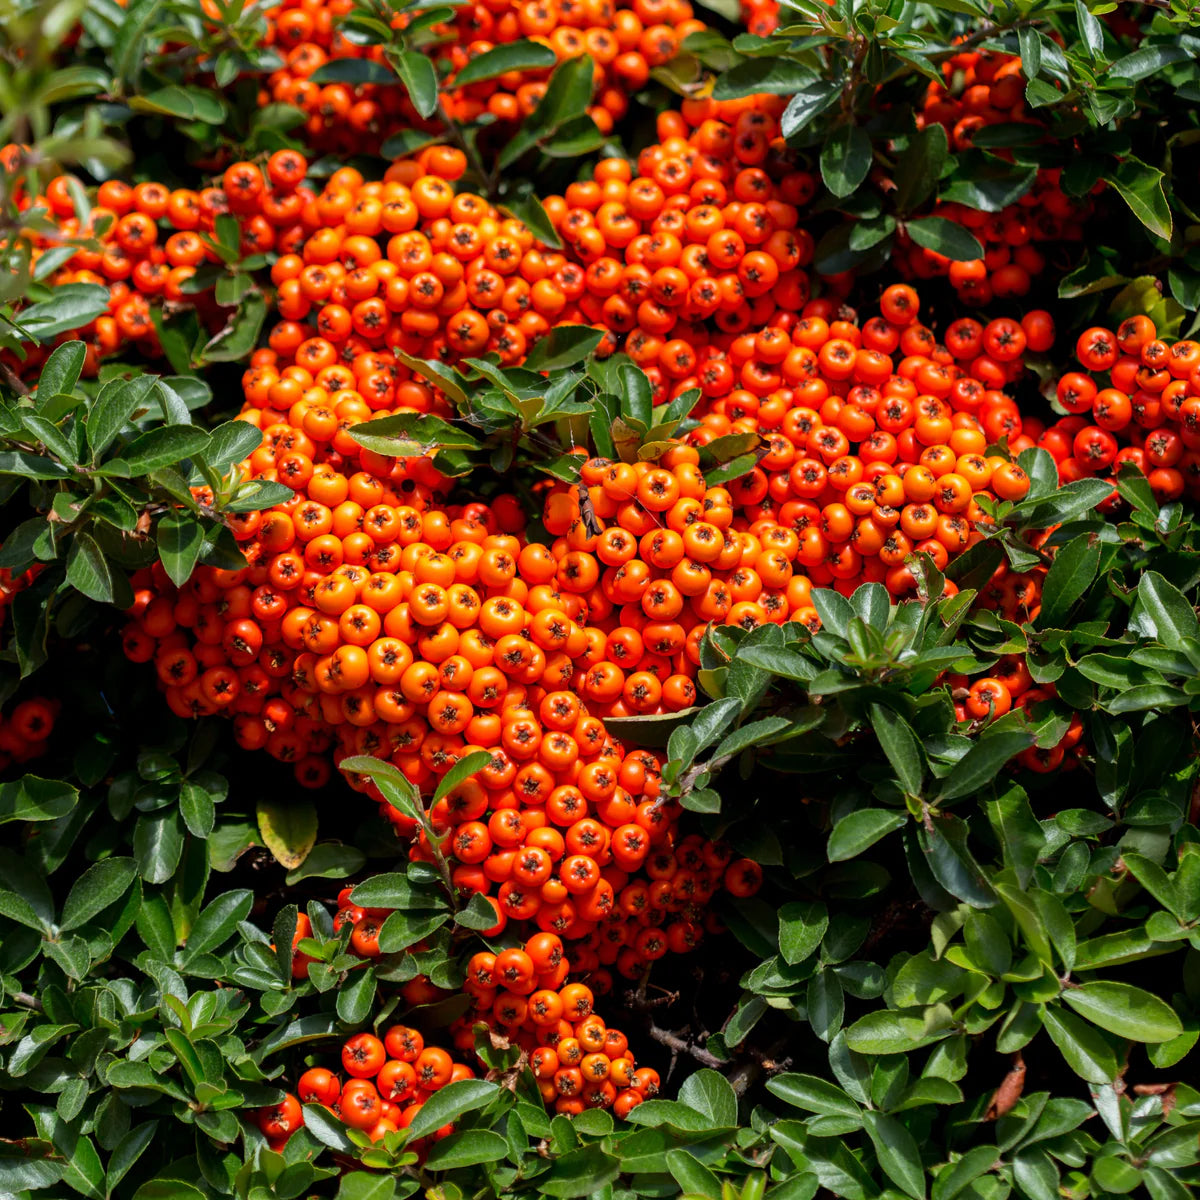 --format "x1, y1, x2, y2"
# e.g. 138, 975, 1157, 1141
646, 1023, 726, 1069
0, 358, 30, 397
